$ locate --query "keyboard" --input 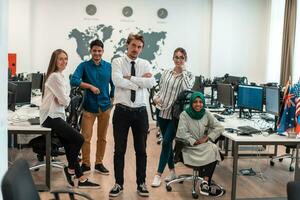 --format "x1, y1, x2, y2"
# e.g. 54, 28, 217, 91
213, 114, 225, 122
28, 117, 40, 125
237, 126, 261, 134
